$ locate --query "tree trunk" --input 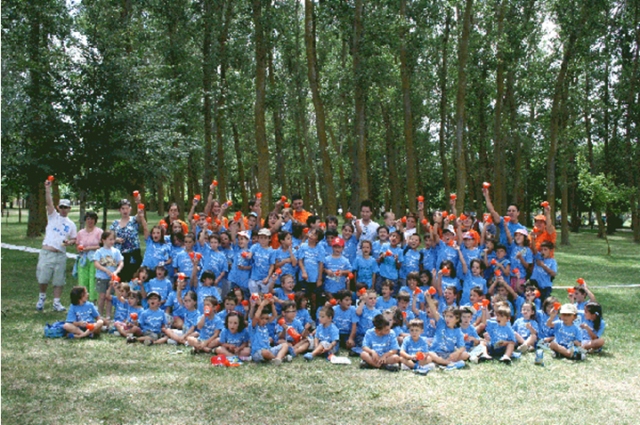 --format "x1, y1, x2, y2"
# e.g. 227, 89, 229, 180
304, 0, 336, 214
454, 0, 474, 210
399, 0, 416, 207
253, 0, 271, 215
625, 0, 639, 242
382, 102, 401, 216
232, 123, 248, 210
492, 0, 507, 214
353, 0, 369, 205
327, 126, 349, 212
268, 47, 287, 197
438, 8, 452, 195
202, 0, 214, 194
